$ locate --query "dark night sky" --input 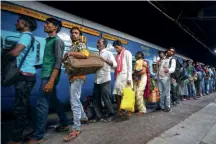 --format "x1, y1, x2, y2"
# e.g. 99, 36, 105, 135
40, 1, 216, 65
